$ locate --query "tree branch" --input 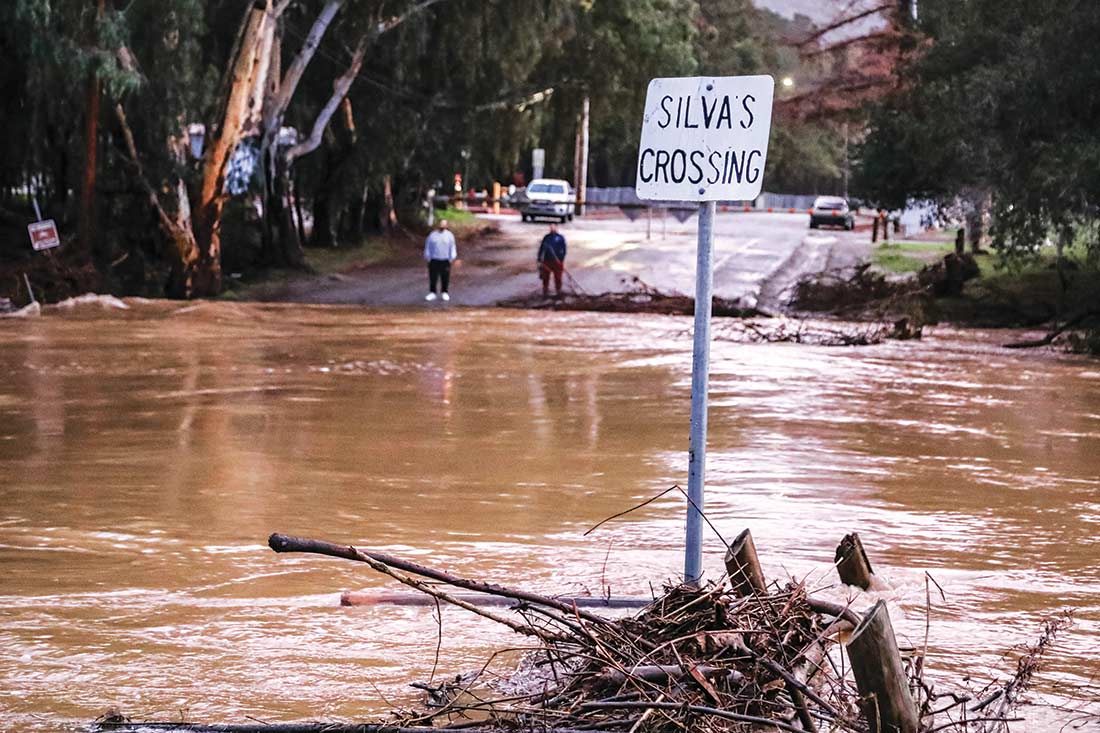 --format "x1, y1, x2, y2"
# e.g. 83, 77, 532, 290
796, 3, 892, 48
268, 533, 617, 627
285, 36, 367, 162
278, 0, 452, 163
112, 104, 178, 238
373, 0, 449, 40
803, 29, 896, 58
1003, 309, 1100, 348
270, 0, 344, 119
